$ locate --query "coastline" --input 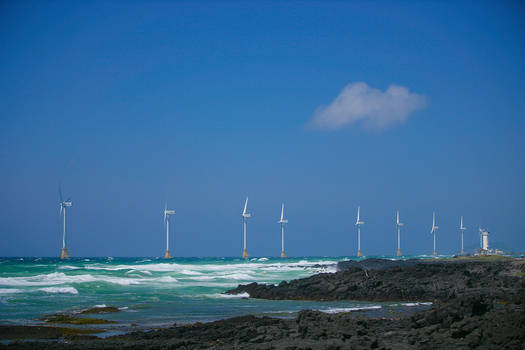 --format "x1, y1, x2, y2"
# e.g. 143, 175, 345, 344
1, 256, 524, 349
